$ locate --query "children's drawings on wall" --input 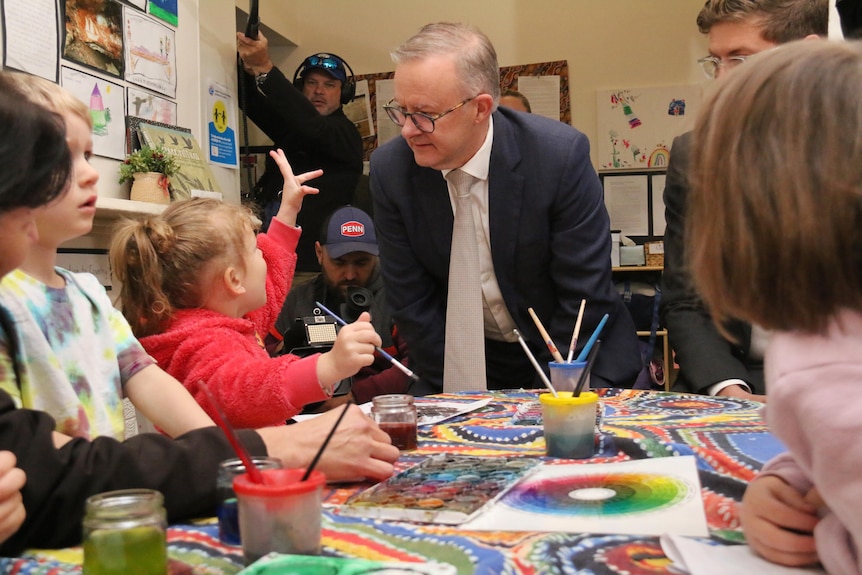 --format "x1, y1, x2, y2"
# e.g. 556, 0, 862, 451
62, 0, 125, 78
124, 8, 177, 98
61, 66, 126, 160
597, 84, 702, 171
127, 86, 177, 124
